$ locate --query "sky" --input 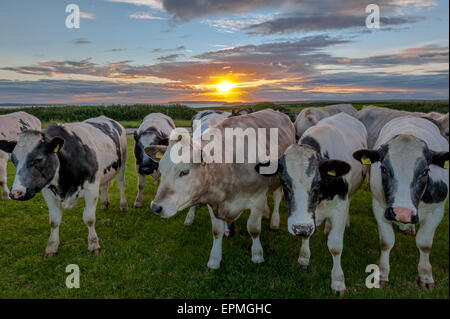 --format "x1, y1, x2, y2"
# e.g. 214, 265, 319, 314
0, 0, 448, 104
